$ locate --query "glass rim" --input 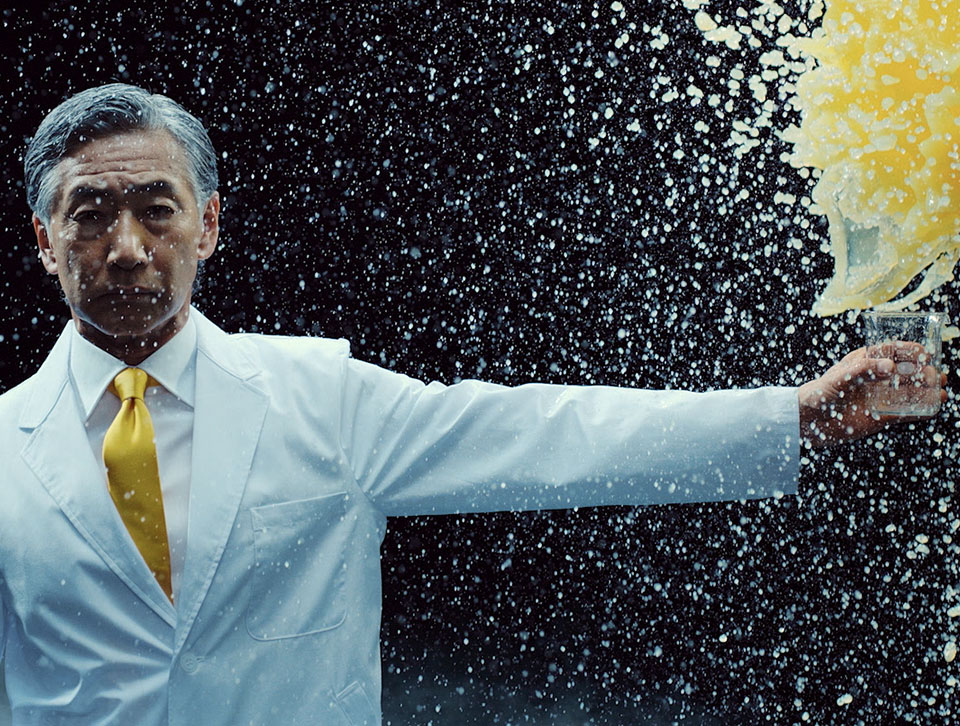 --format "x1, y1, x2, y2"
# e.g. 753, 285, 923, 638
861, 310, 948, 320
